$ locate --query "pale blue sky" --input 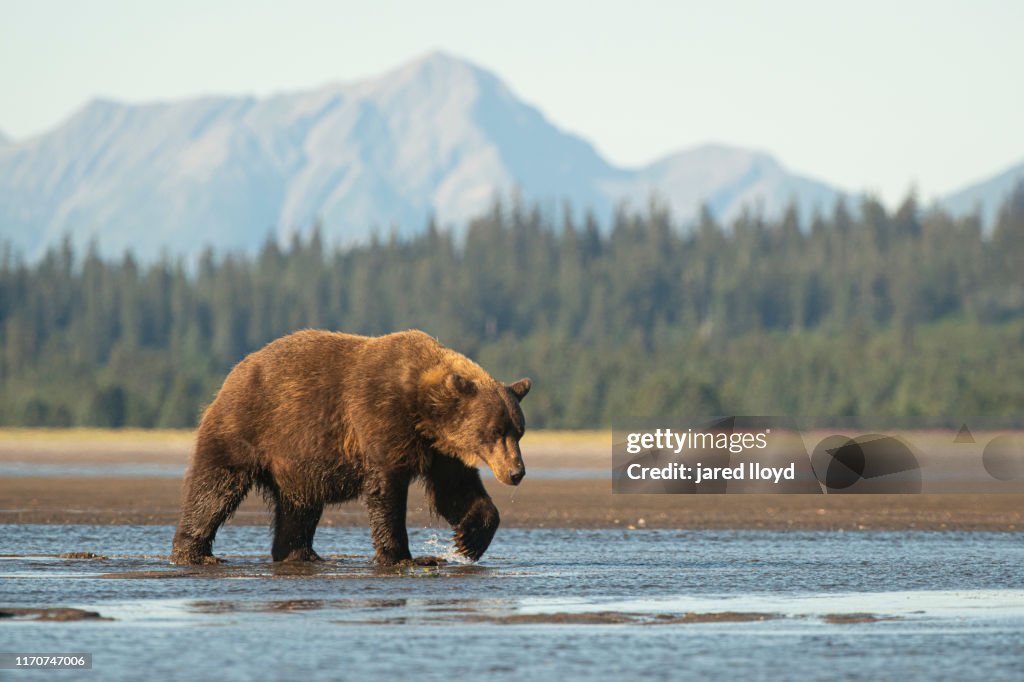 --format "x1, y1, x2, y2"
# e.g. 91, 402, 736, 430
2, 0, 1021, 206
